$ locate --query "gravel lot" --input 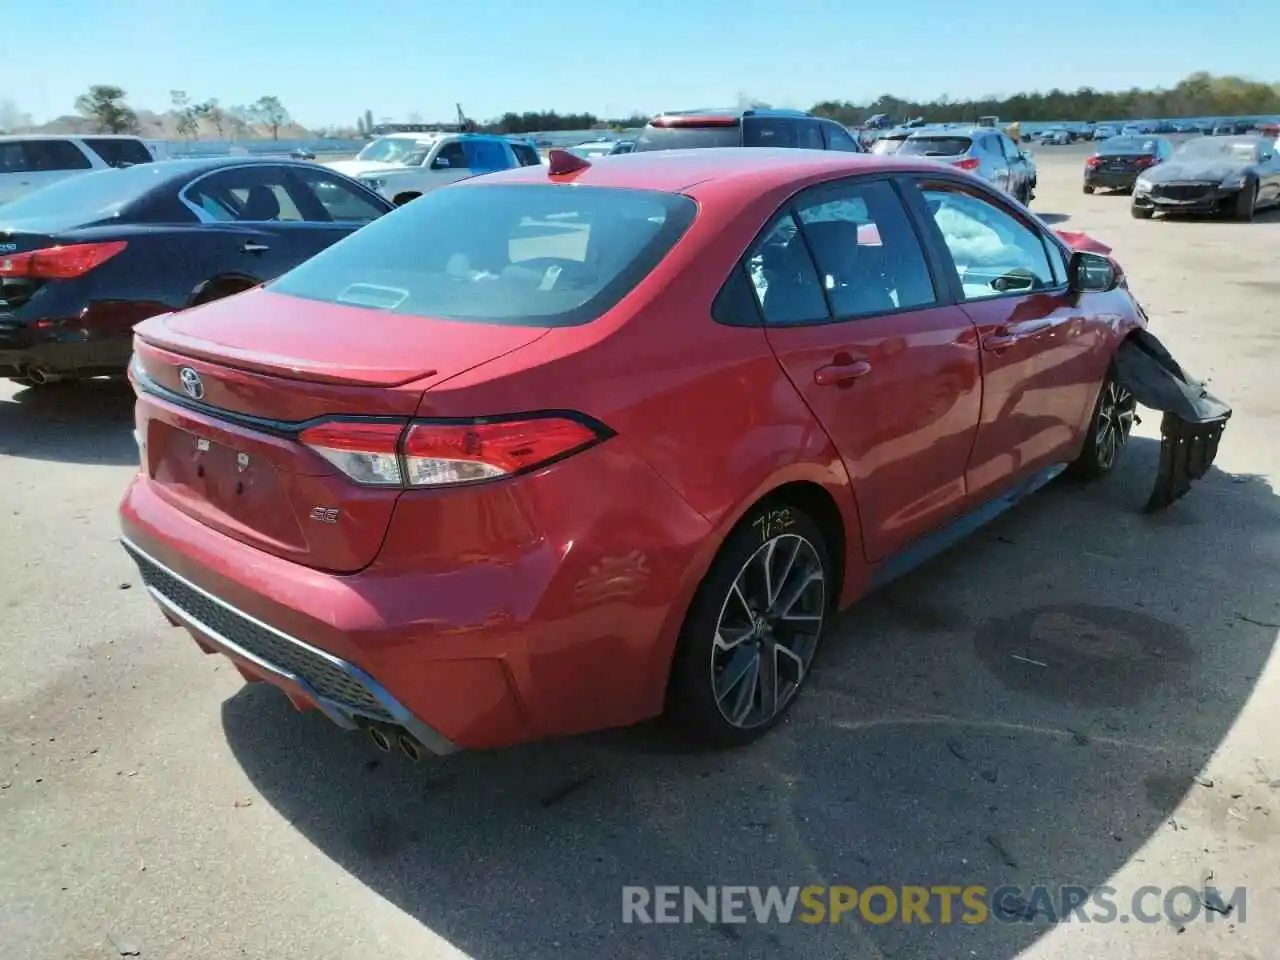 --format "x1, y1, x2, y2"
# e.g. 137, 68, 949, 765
3, 142, 1278, 960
